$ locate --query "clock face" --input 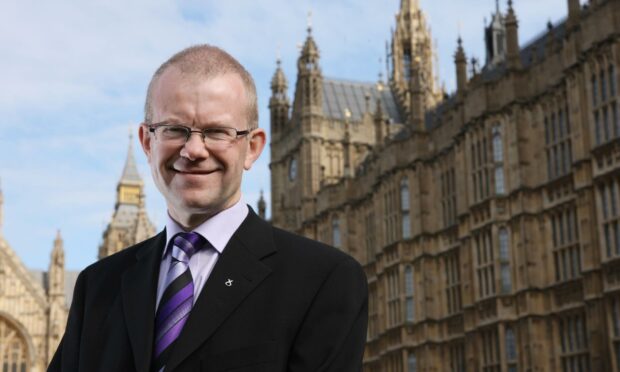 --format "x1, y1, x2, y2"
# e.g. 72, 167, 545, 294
289, 158, 297, 181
